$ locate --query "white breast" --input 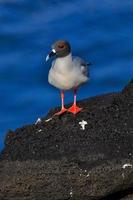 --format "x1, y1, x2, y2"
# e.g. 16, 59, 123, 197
48, 53, 88, 90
